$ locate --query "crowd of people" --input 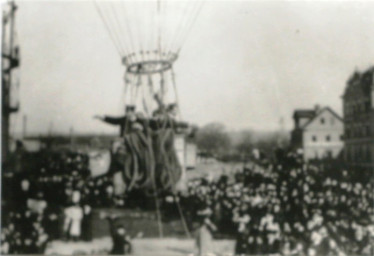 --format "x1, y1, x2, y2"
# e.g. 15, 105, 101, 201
1, 151, 118, 254
2, 143, 374, 255
177, 152, 374, 255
